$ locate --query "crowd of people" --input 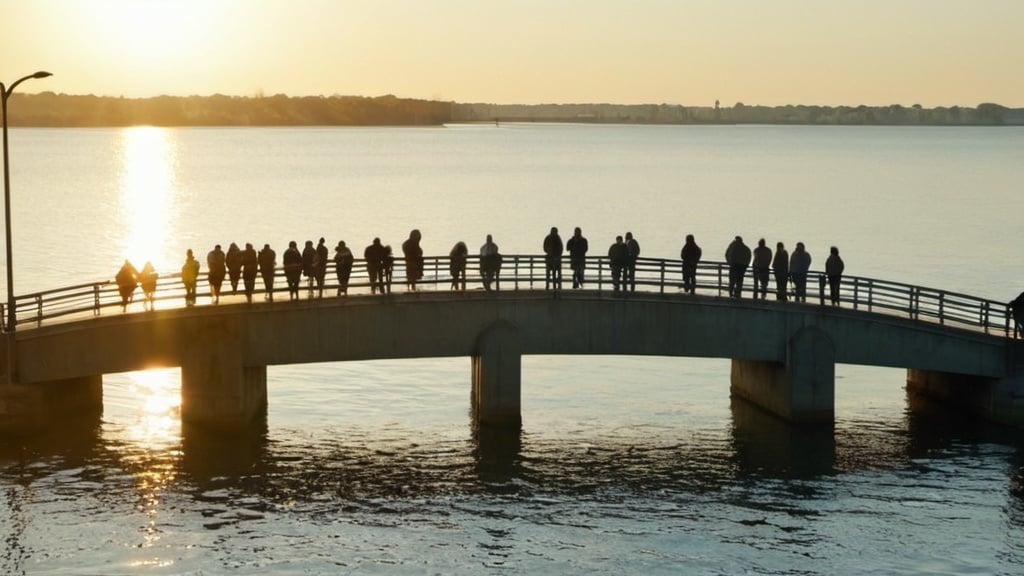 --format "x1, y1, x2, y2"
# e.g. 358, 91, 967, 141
111, 228, 848, 309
